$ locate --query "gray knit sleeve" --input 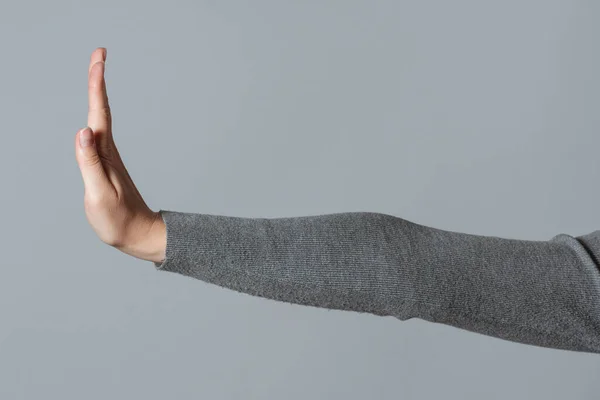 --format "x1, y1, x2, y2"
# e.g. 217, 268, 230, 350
152, 209, 600, 354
